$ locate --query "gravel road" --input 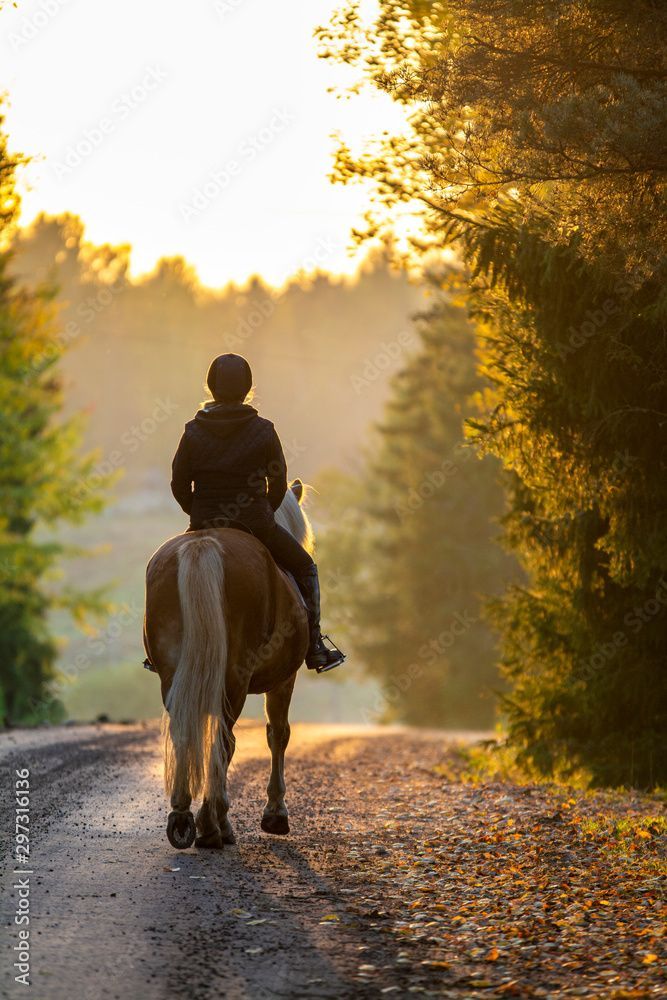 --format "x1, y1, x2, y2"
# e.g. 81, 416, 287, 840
1, 722, 663, 1000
